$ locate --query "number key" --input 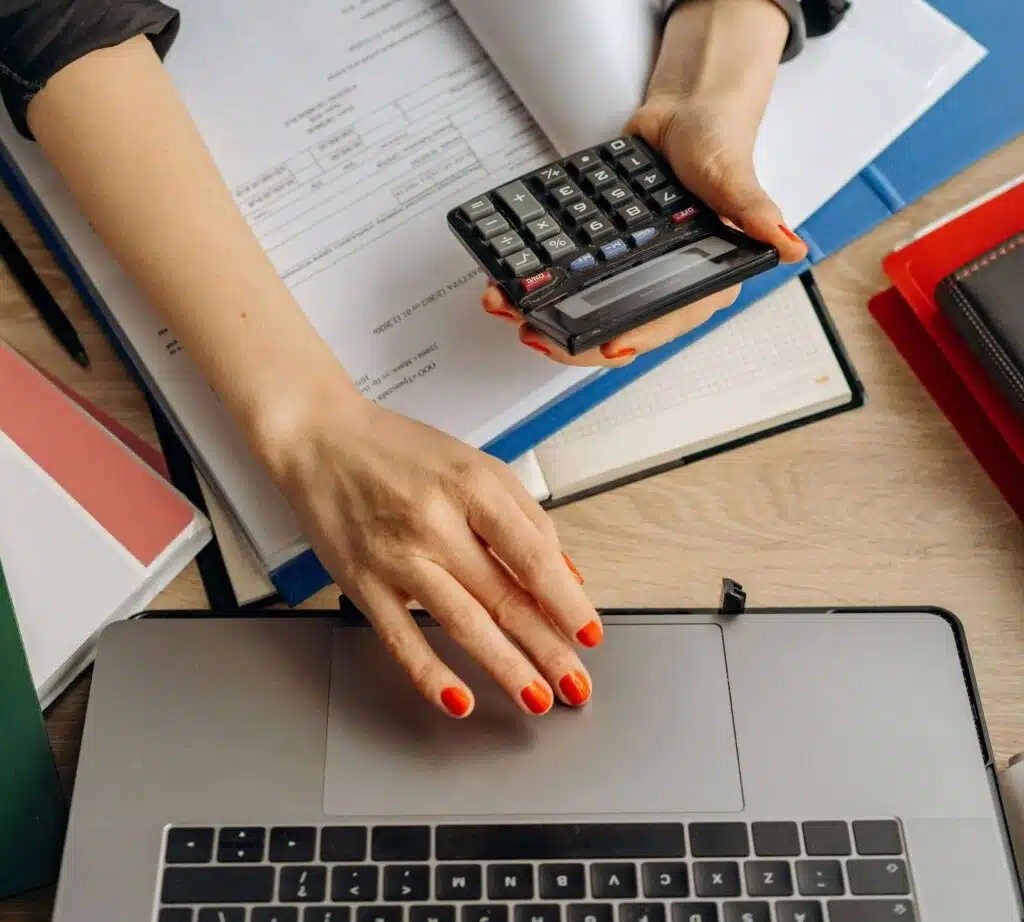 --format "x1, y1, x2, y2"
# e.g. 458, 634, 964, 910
599, 183, 634, 209
617, 151, 651, 175
633, 169, 668, 193
616, 201, 651, 227
563, 198, 599, 225
550, 181, 584, 207
650, 187, 687, 214
581, 217, 616, 245
584, 166, 617, 190
604, 138, 634, 157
